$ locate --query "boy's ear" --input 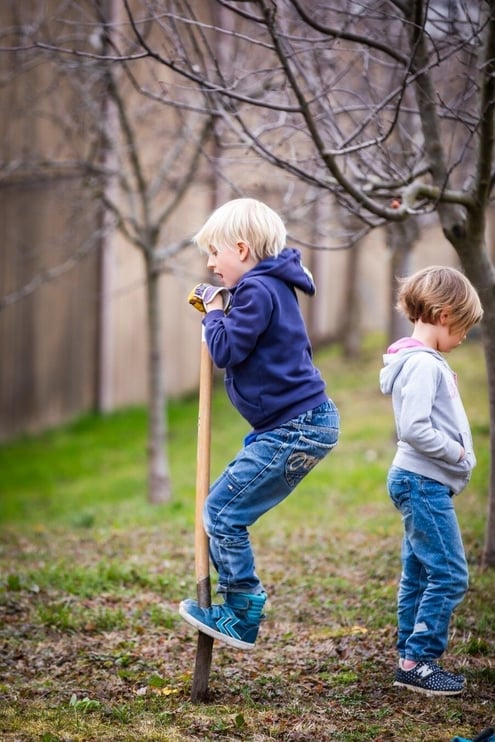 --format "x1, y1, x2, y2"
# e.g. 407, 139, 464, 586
439, 308, 451, 325
237, 241, 251, 261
